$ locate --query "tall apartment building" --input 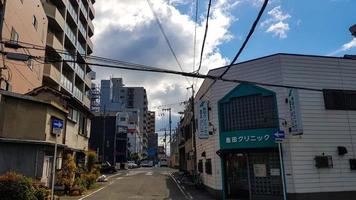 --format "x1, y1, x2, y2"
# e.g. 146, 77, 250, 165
147, 111, 155, 134
41, 0, 95, 110
100, 78, 149, 156
0, 0, 48, 93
